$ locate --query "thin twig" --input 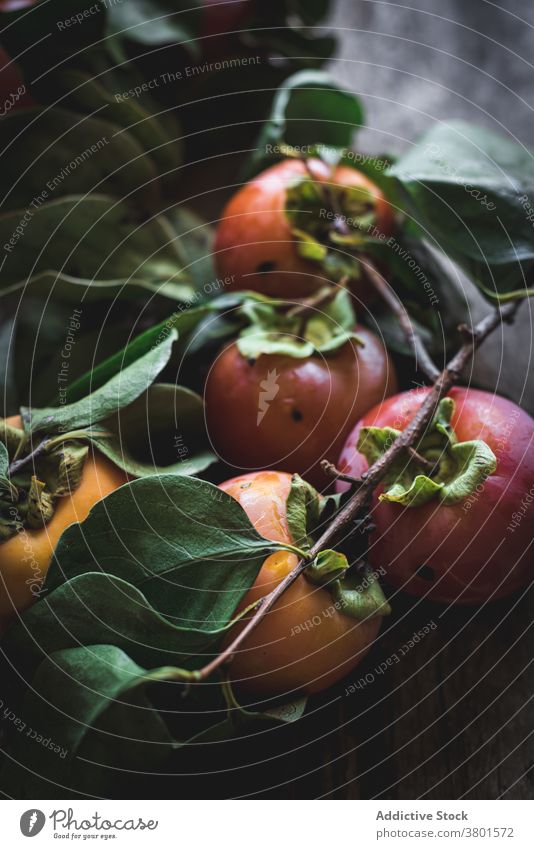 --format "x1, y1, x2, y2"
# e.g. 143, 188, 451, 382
320, 459, 362, 486
363, 257, 441, 382
8, 438, 50, 477
189, 300, 520, 684
286, 285, 339, 320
